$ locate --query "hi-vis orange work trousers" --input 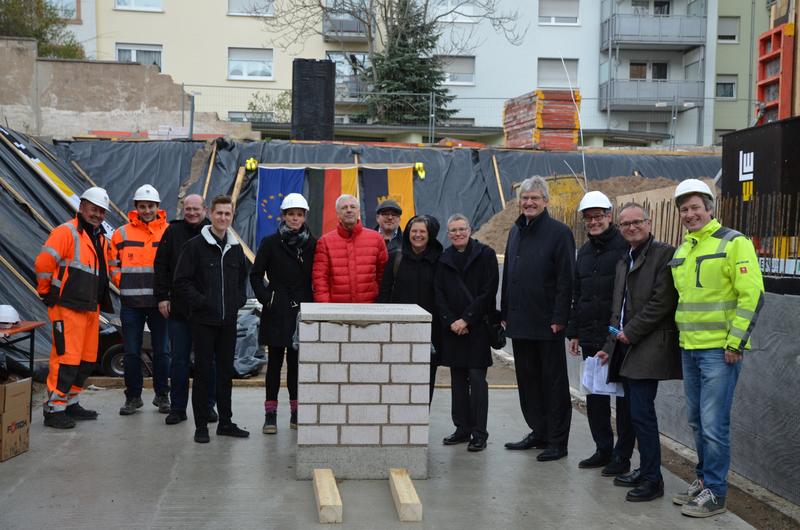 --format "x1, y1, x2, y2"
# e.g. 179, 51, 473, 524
45, 305, 99, 412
